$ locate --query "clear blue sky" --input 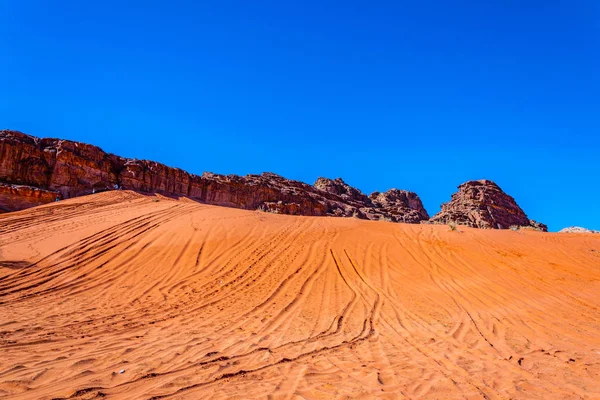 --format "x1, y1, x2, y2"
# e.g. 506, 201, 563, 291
1, 1, 598, 231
